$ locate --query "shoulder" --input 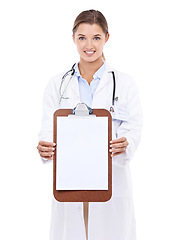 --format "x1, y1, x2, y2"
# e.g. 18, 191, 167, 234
115, 70, 133, 86
44, 68, 71, 92
105, 62, 136, 88
42, 71, 66, 98
105, 63, 140, 102
46, 64, 77, 87
47, 72, 65, 86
